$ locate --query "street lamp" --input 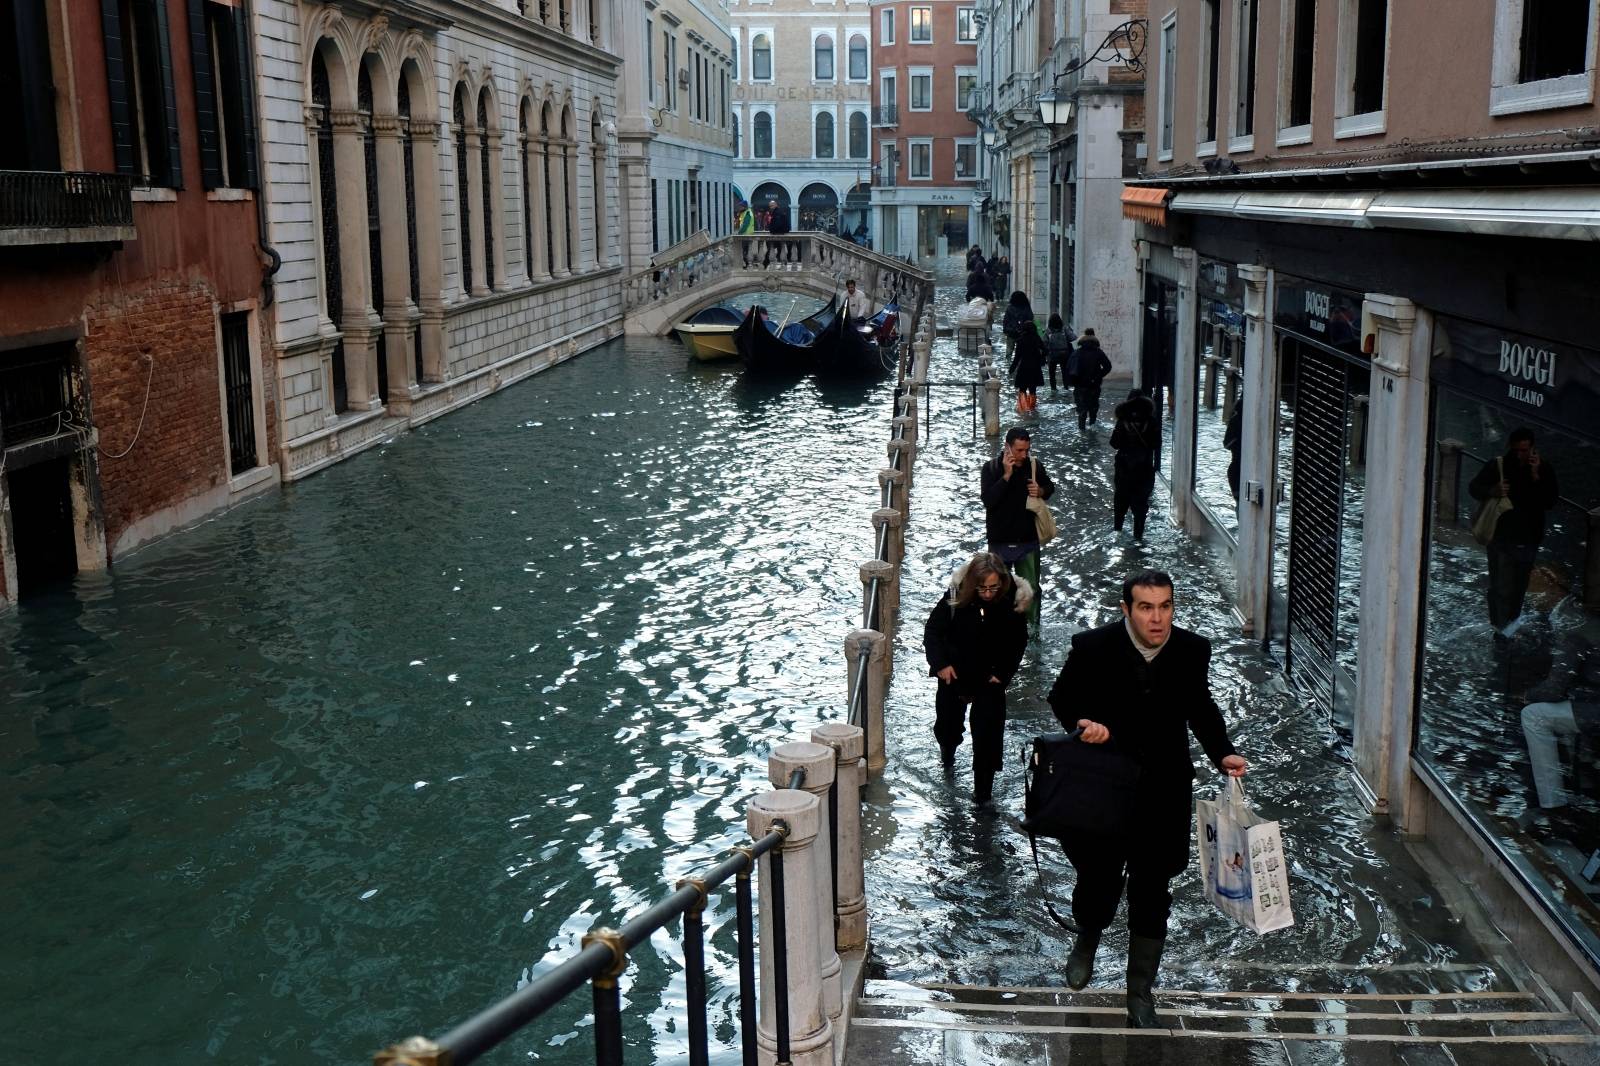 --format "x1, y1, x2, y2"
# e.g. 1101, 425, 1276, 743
1034, 18, 1147, 126
1035, 89, 1073, 127
982, 127, 998, 148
